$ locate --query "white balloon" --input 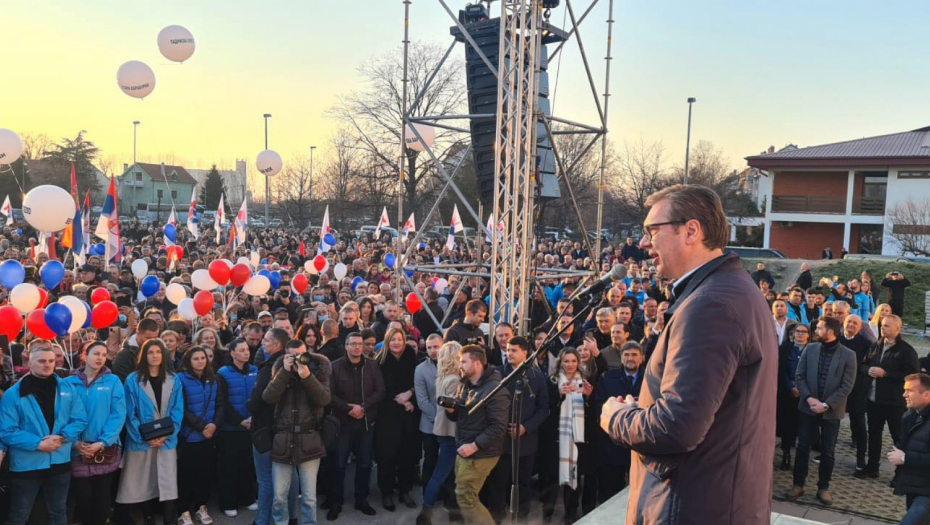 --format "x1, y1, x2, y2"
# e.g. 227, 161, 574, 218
243, 275, 271, 296
0, 129, 23, 165
166, 283, 188, 305
117, 60, 156, 99
250, 251, 261, 269
256, 150, 283, 177
434, 278, 449, 294
58, 296, 87, 334
333, 263, 347, 280
191, 269, 219, 291
178, 298, 197, 321
157, 25, 195, 63
131, 259, 149, 279
221, 259, 234, 268
237, 257, 251, 267
304, 260, 318, 275
10, 283, 40, 314
22, 185, 75, 233
404, 123, 436, 152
